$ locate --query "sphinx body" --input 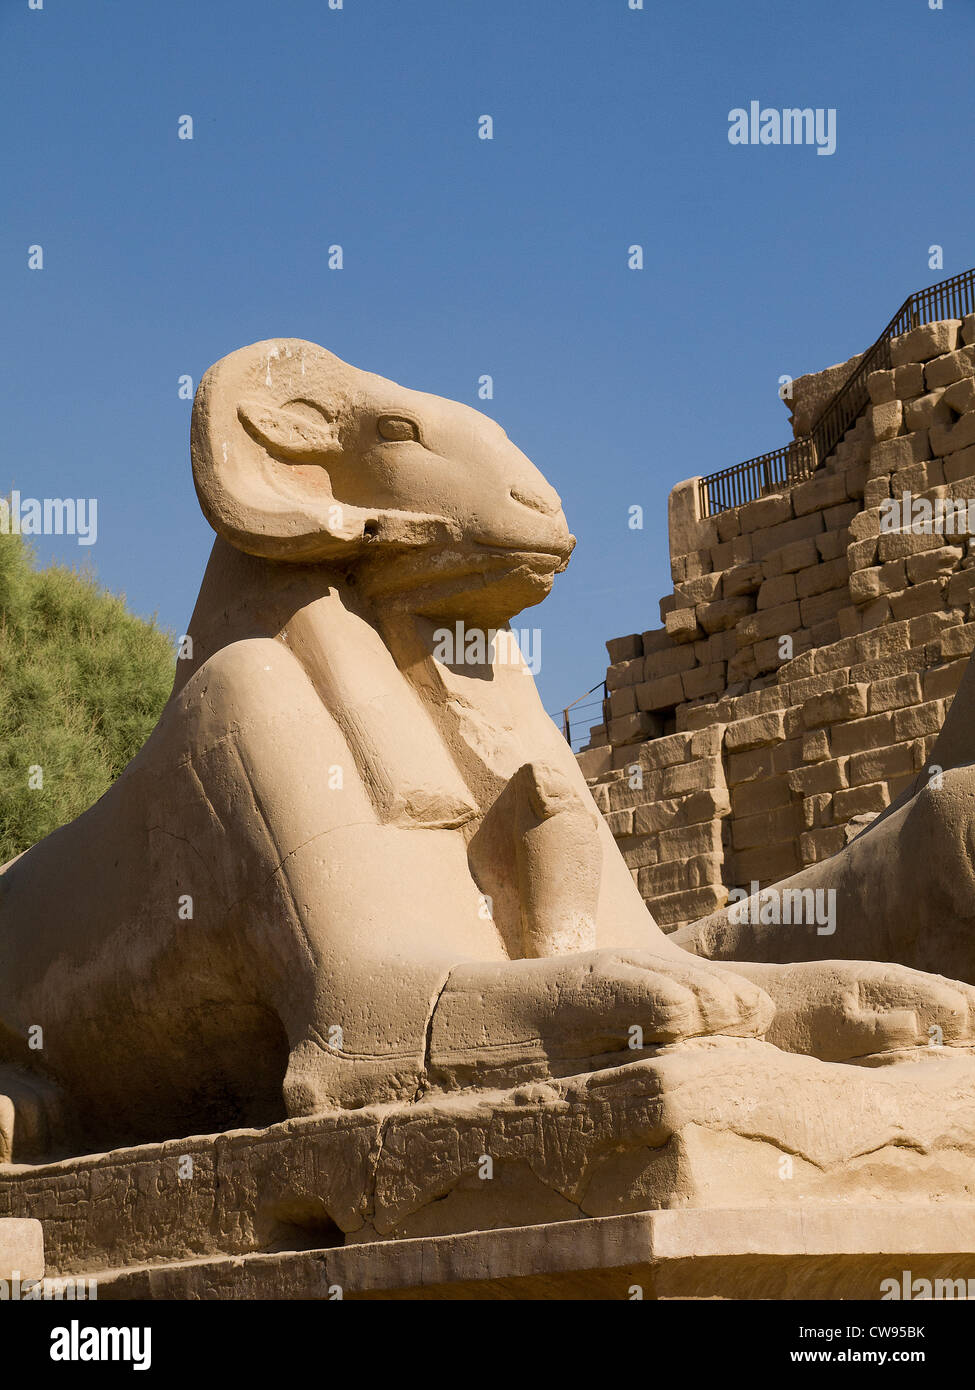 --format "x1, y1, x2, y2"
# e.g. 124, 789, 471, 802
2, 339, 974, 1162
675, 679, 975, 983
